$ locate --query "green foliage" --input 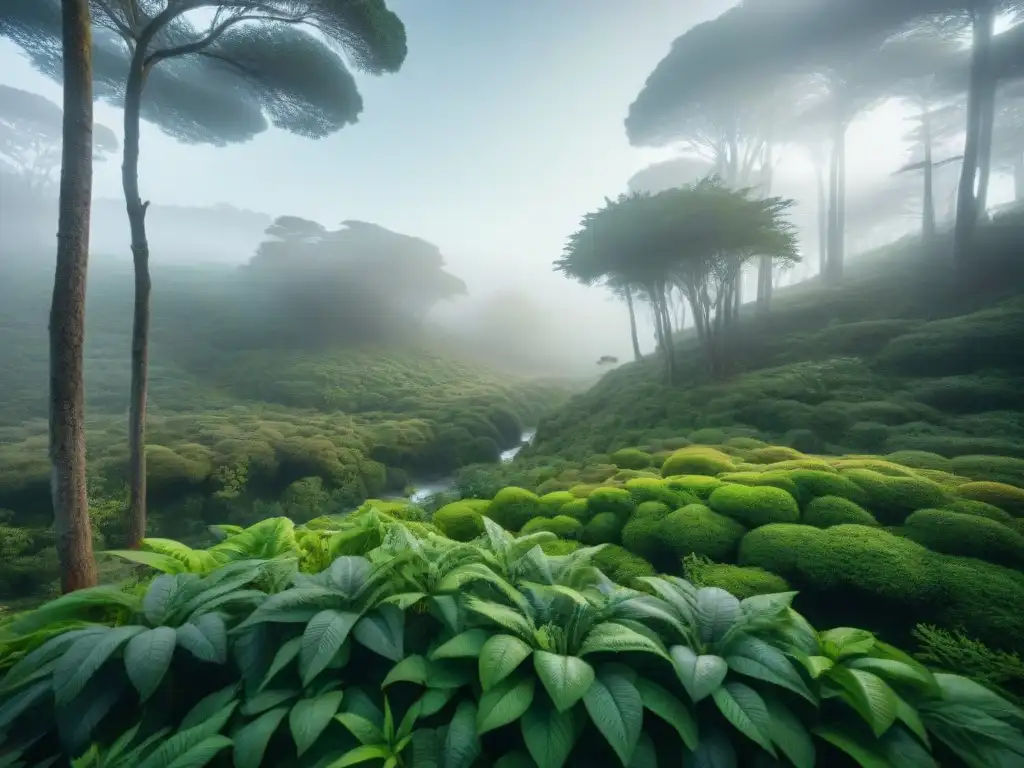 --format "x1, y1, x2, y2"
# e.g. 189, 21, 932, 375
784, 469, 870, 506
841, 469, 950, 525
0, 510, 1022, 767
559, 498, 592, 523
585, 488, 636, 521
656, 504, 746, 562
663, 474, 725, 499
707, 484, 800, 528
520, 516, 584, 541
904, 509, 1024, 568
623, 477, 696, 509
433, 501, 487, 542
956, 481, 1024, 516
537, 491, 577, 517
683, 554, 790, 600
803, 496, 879, 528
913, 624, 1024, 706
486, 488, 542, 532
582, 512, 623, 545
661, 448, 735, 477
609, 448, 652, 470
